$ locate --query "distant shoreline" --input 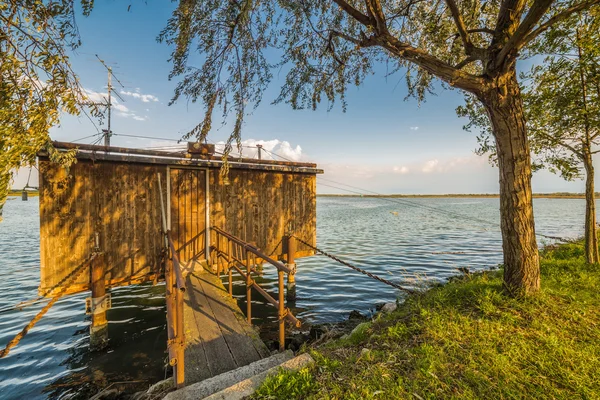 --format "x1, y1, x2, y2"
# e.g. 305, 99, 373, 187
7, 190, 39, 197
317, 193, 593, 199
7, 191, 590, 199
